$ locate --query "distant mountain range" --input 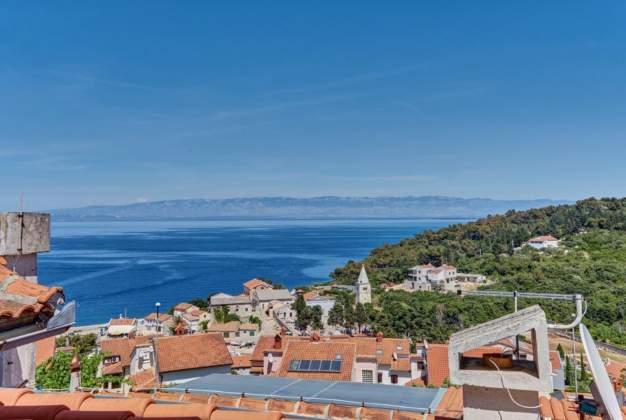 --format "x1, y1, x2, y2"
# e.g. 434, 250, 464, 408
49, 196, 570, 220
